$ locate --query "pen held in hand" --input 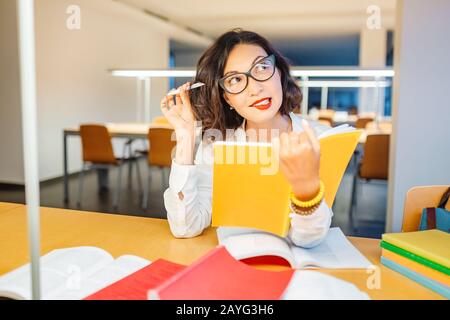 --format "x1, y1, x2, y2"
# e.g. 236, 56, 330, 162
167, 82, 205, 96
